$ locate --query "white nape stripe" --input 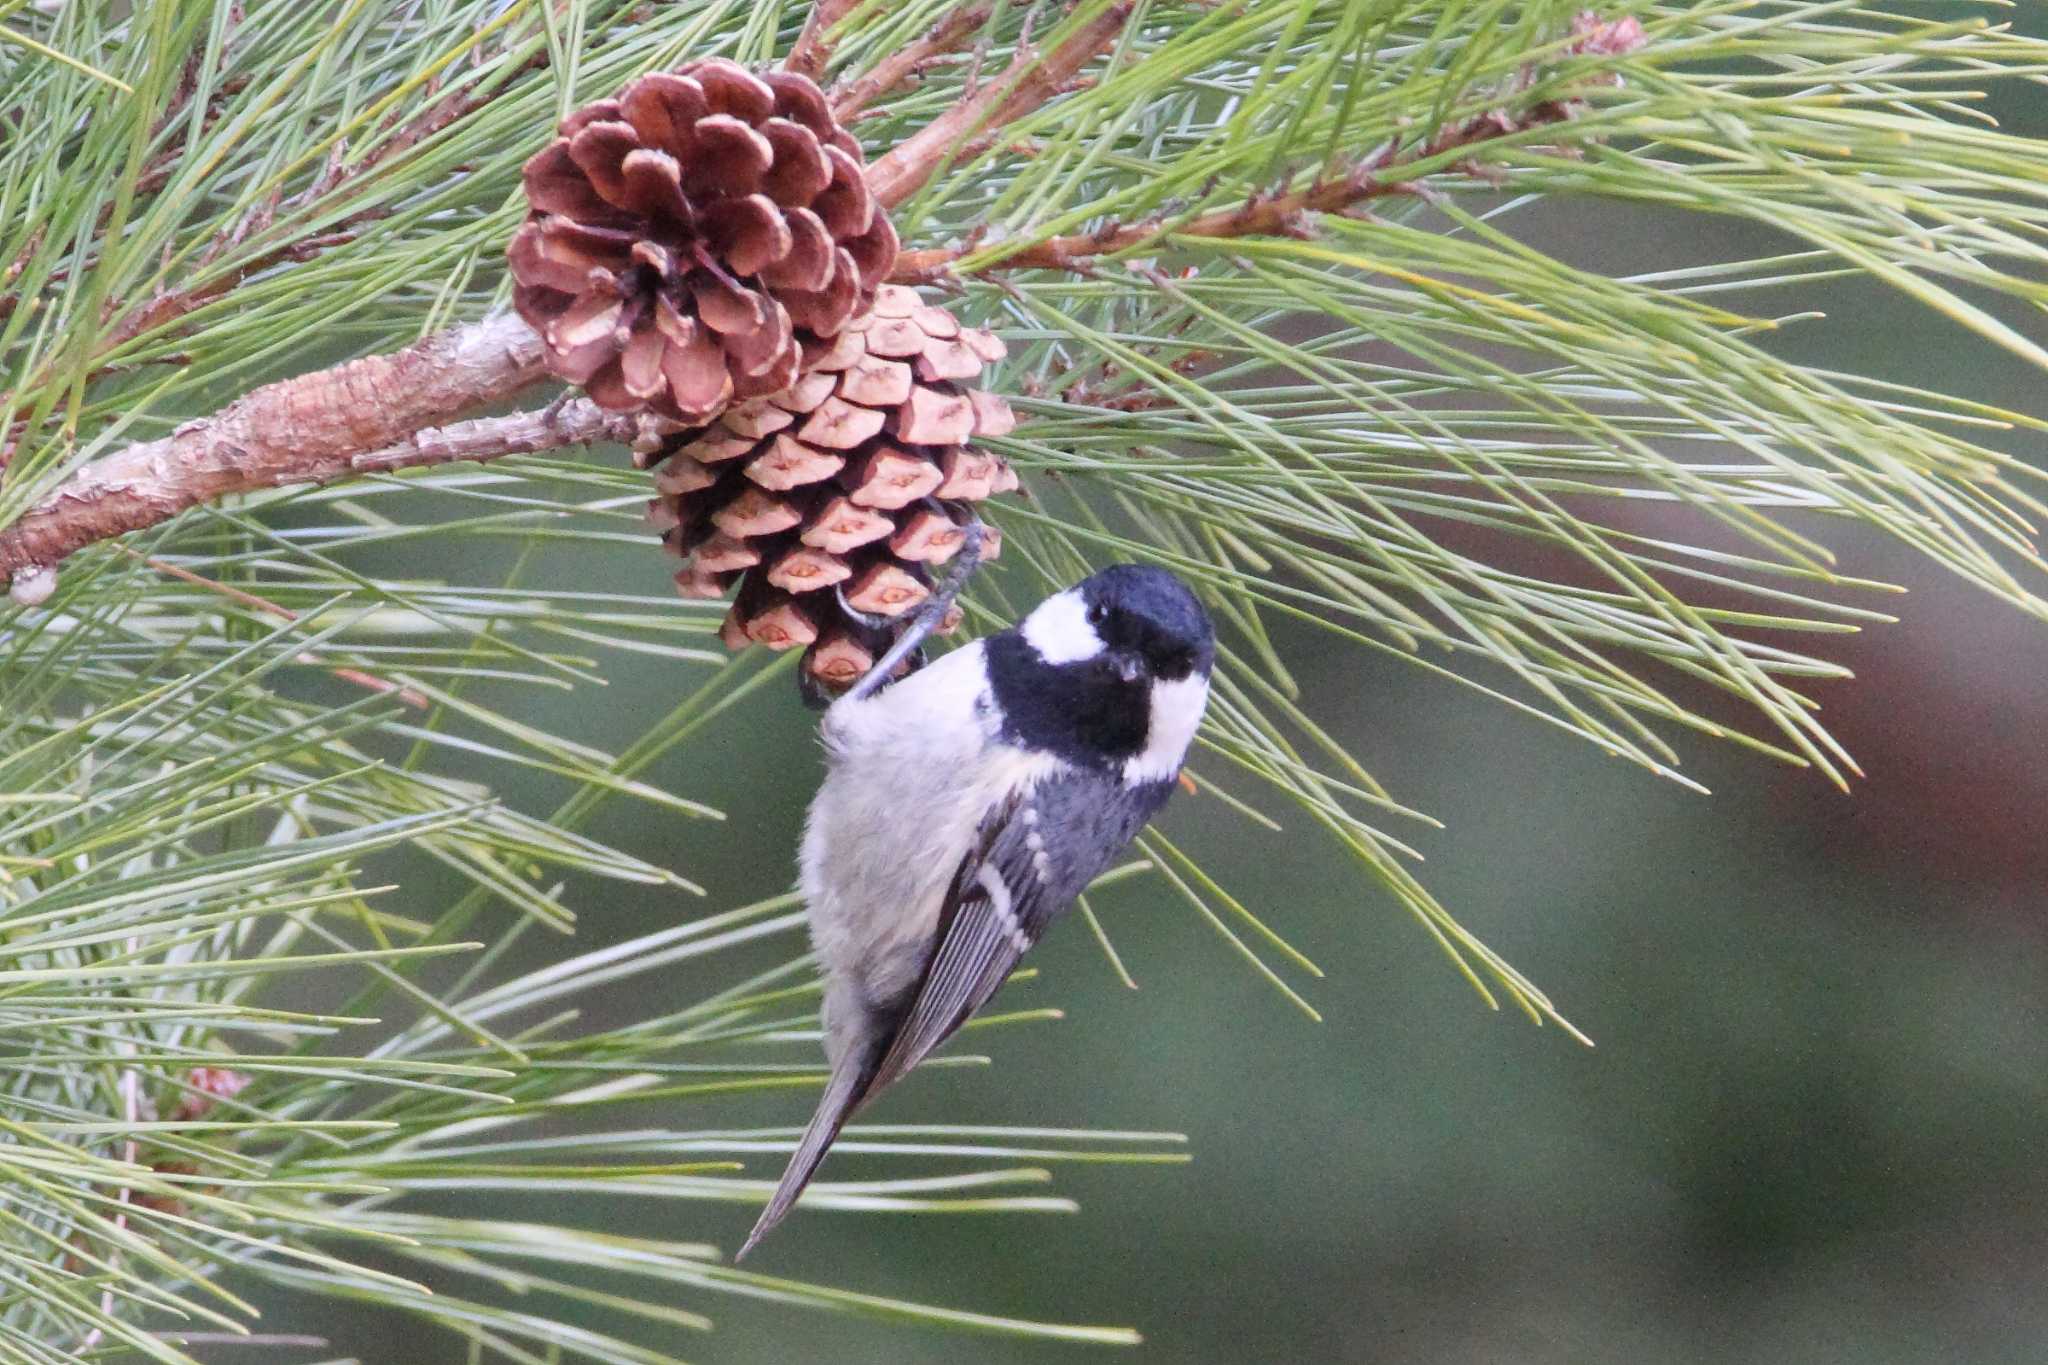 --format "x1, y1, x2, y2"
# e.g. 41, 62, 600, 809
1019, 589, 1103, 664
976, 862, 1031, 950
1124, 673, 1210, 784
